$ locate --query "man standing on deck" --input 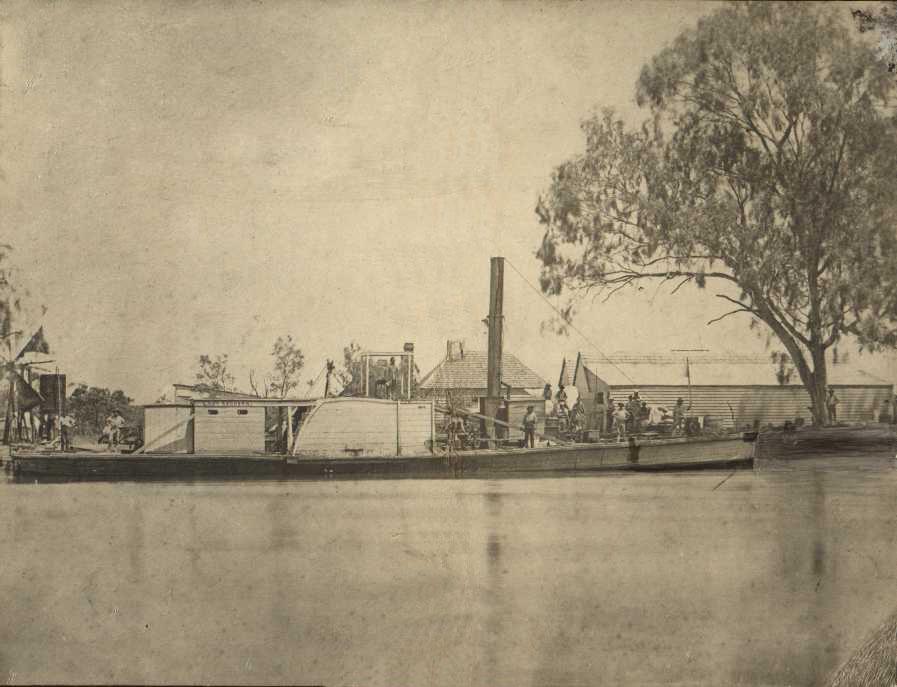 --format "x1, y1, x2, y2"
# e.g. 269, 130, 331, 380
59, 413, 75, 452
826, 388, 840, 425
570, 397, 585, 434
628, 392, 643, 434
672, 398, 688, 436
613, 402, 628, 442
555, 385, 568, 413
523, 405, 537, 448
111, 410, 126, 449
